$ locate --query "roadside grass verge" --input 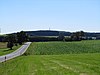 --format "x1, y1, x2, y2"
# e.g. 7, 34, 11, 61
26, 40, 100, 55
0, 53, 100, 75
0, 42, 21, 56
